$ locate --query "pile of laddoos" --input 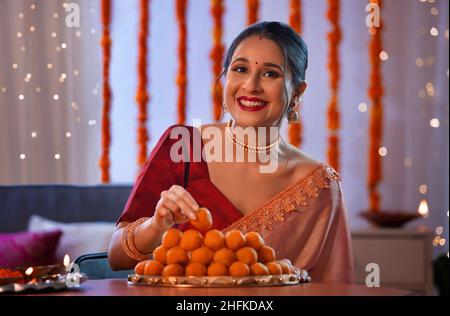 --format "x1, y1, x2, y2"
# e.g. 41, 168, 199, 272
134, 208, 296, 277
